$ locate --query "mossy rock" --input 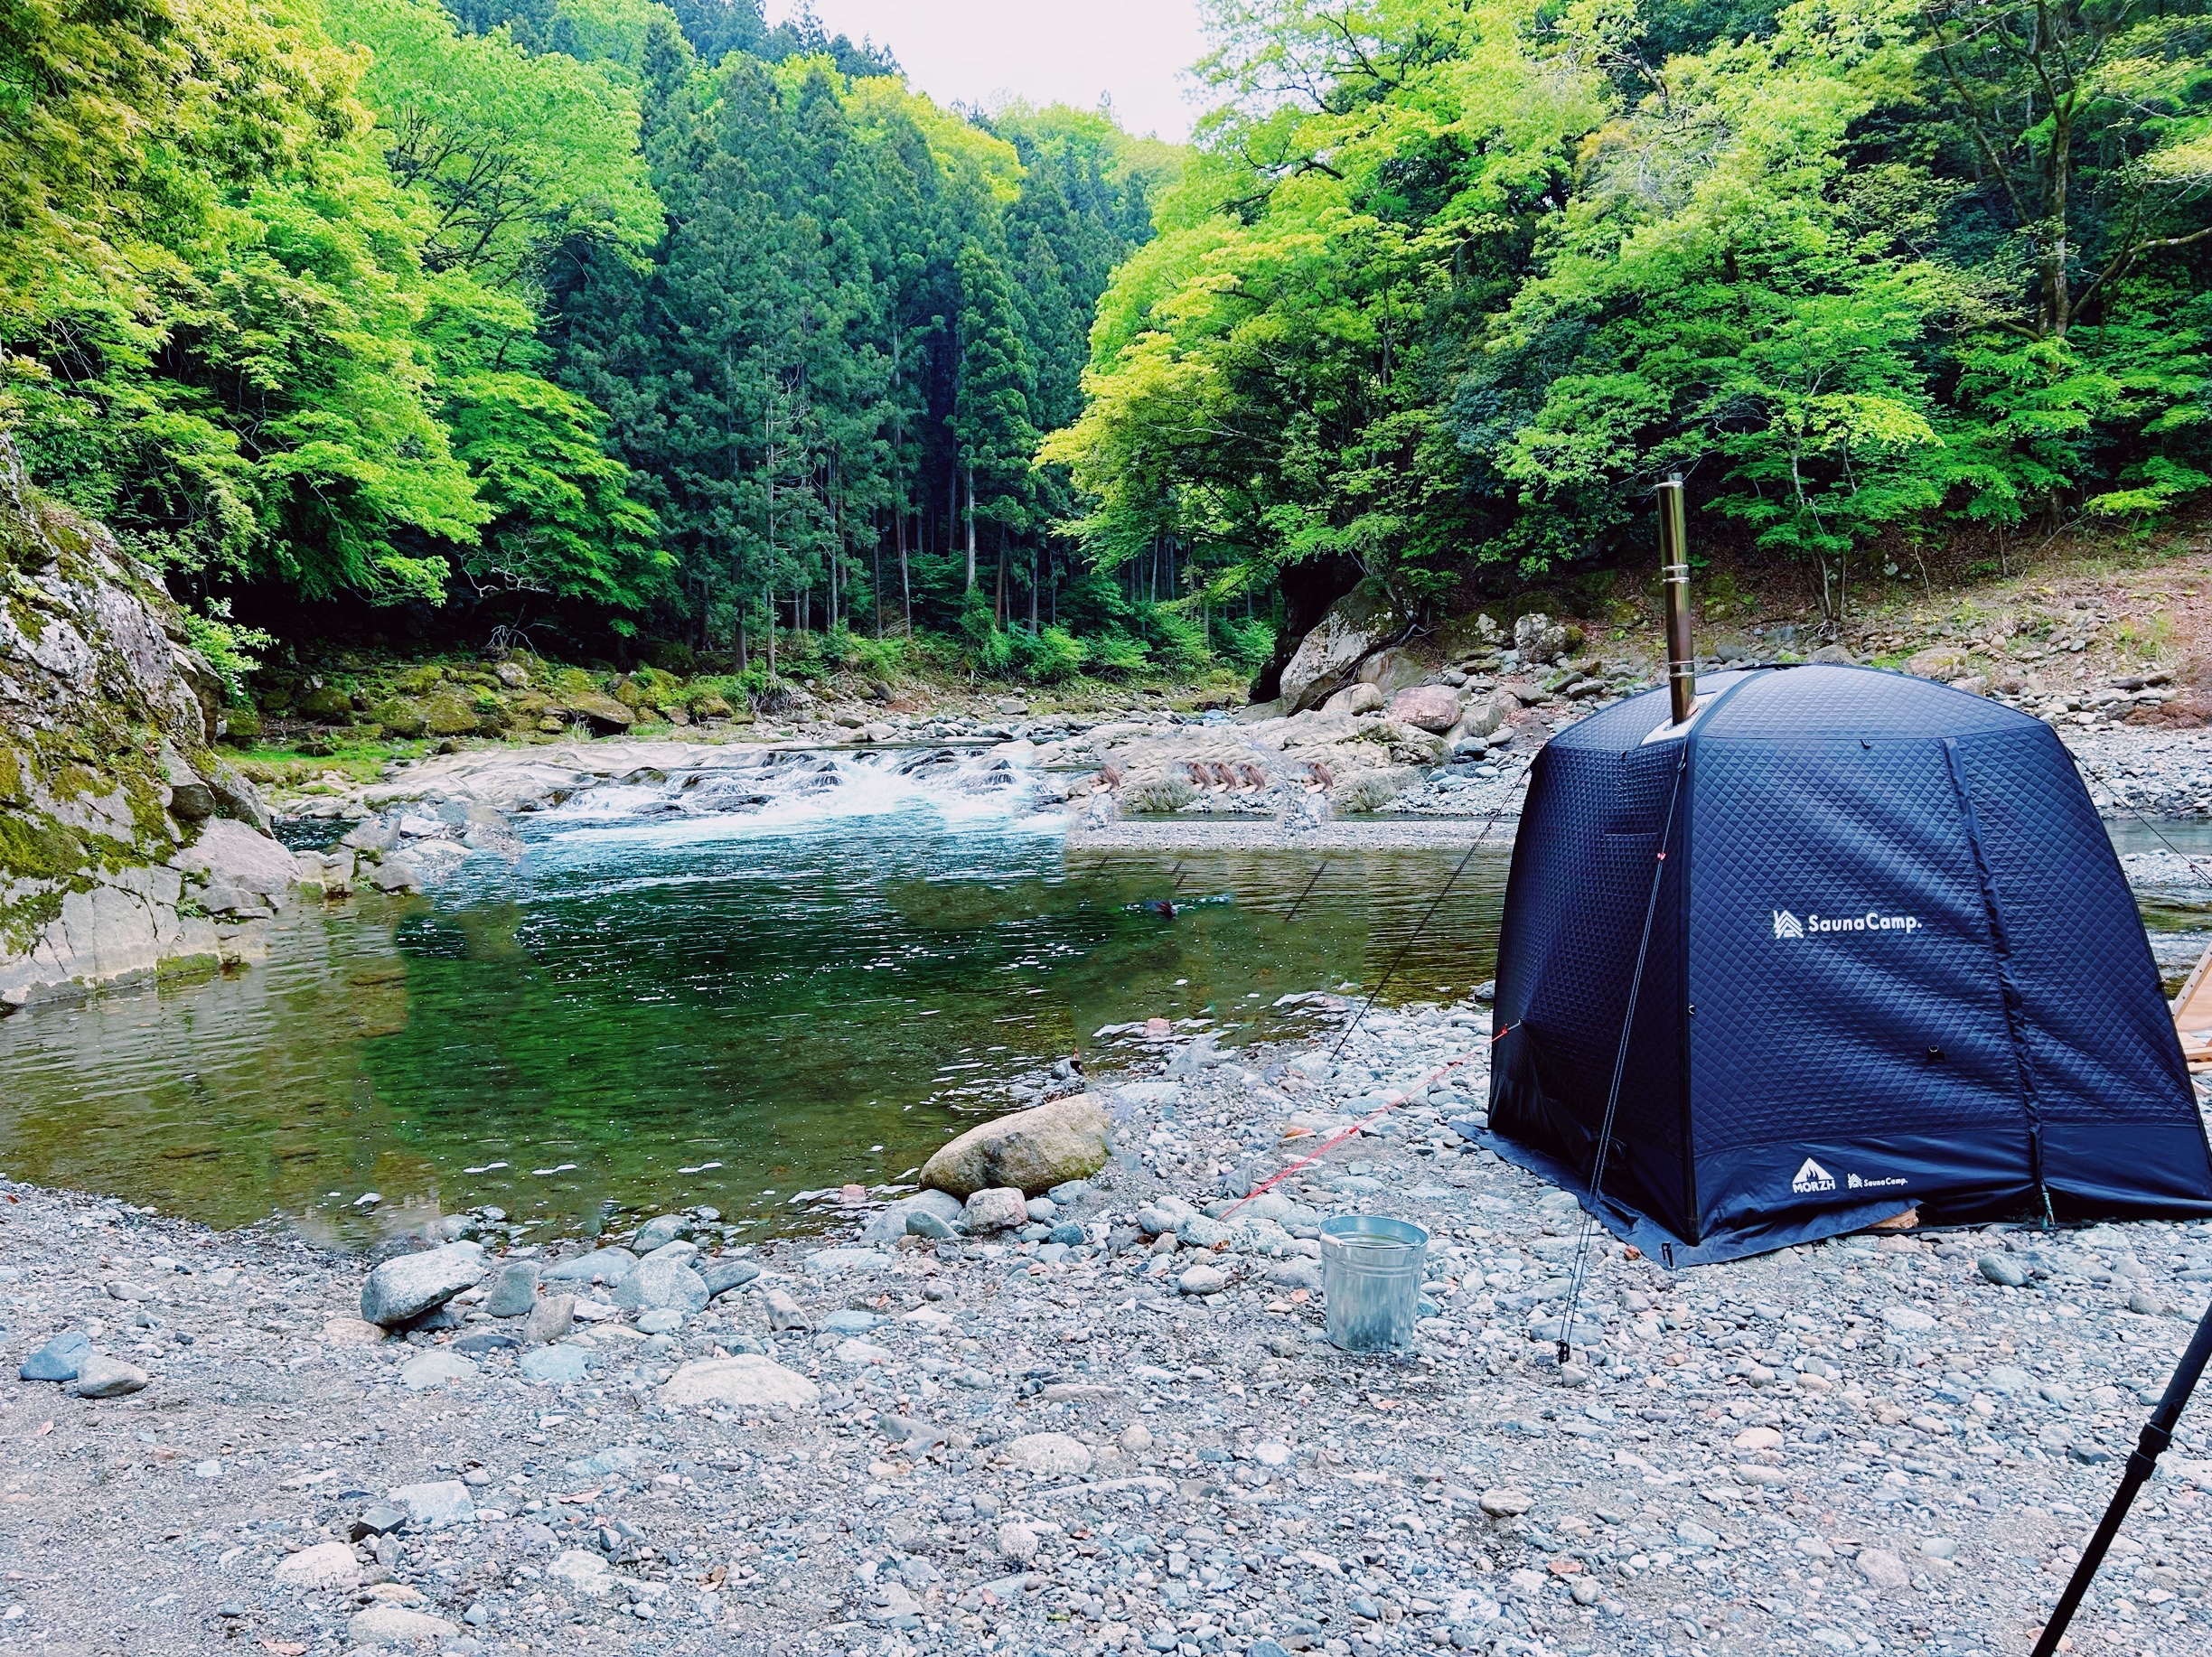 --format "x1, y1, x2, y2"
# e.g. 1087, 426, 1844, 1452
296, 686, 355, 720
418, 688, 484, 738
396, 664, 445, 694
218, 707, 263, 743
567, 691, 634, 734
370, 700, 429, 738
692, 693, 735, 719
